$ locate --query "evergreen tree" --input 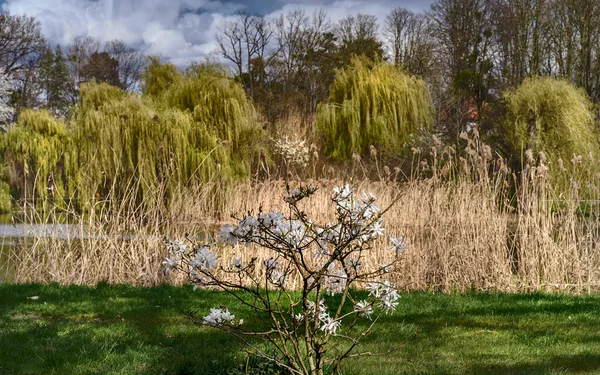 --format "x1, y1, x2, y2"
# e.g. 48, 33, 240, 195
39, 45, 73, 117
